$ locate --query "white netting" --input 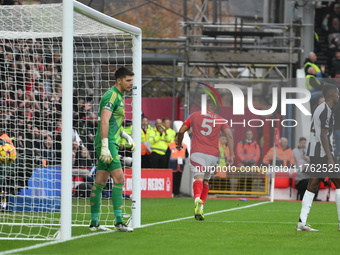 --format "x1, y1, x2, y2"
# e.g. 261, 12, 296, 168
0, 2, 136, 240
0, 4, 129, 39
